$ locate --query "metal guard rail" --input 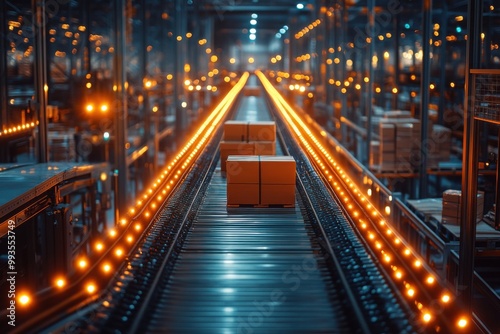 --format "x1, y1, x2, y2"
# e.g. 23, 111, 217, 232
301, 107, 499, 331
